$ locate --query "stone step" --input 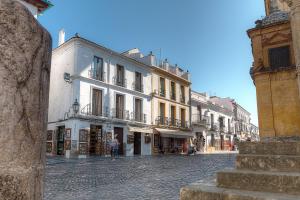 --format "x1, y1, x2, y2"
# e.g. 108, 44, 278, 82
238, 142, 300, 156
180, 182, 300, 200
217, 169, 300, 195
236, 154, 300, 172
